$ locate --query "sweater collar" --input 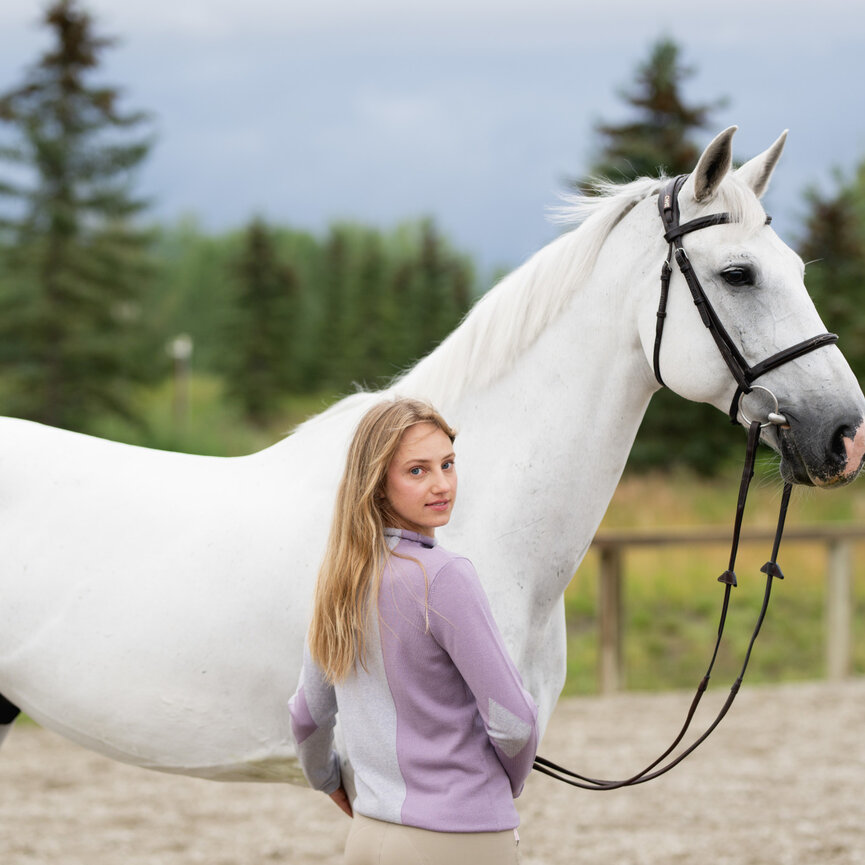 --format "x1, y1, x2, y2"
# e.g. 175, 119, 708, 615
384, 527, 437, 548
